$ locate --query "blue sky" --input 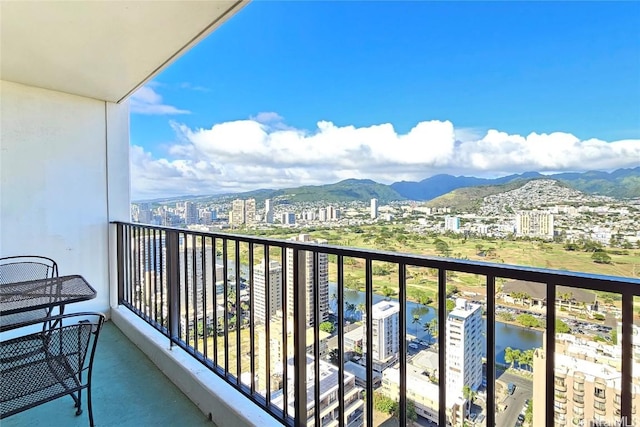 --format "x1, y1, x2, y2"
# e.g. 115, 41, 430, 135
130, 1, 640, 199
